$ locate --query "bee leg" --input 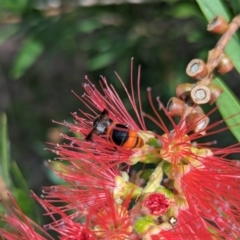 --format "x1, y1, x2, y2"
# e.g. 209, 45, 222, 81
85, 130, 93, 141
